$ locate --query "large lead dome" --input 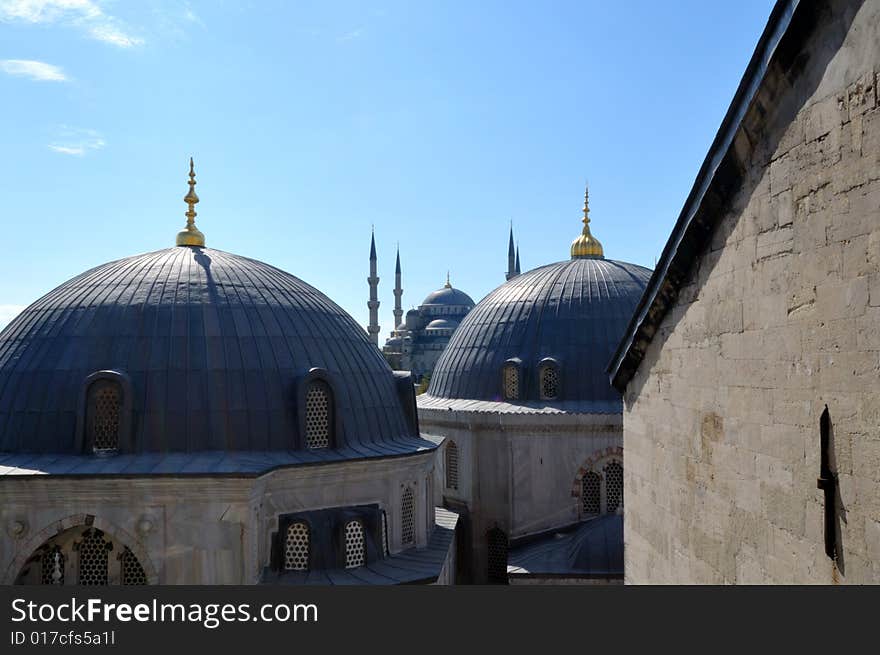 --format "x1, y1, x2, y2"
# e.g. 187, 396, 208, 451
0, 245, 418, 457
424, 187, 651, 411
